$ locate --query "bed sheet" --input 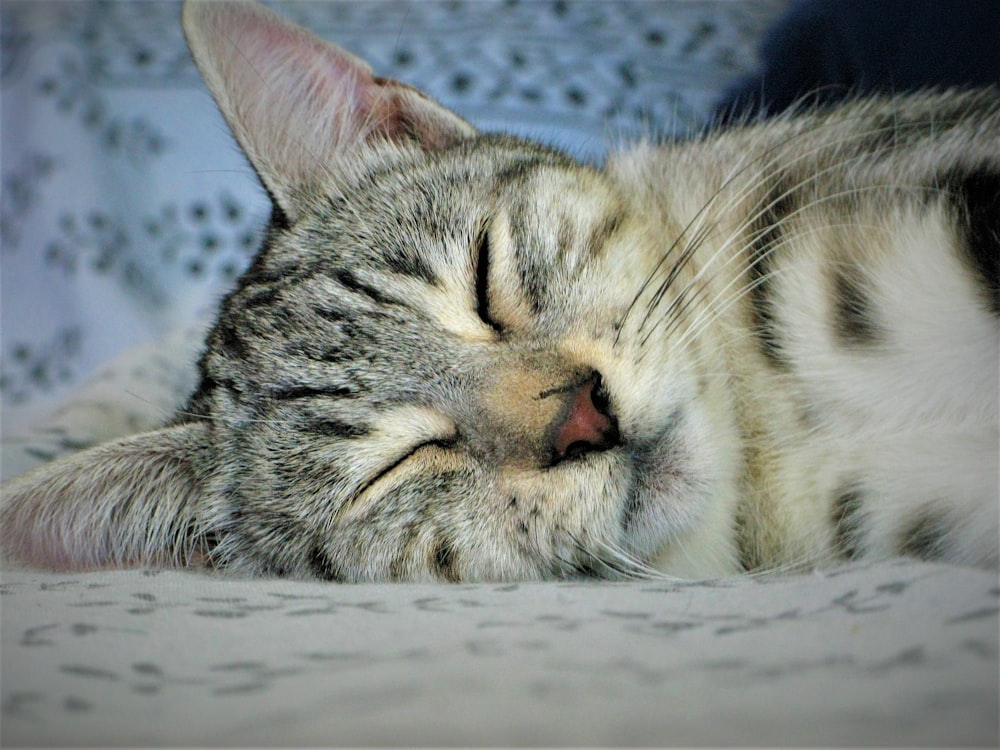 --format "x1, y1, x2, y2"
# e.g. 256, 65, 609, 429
2, 561, 998, 747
